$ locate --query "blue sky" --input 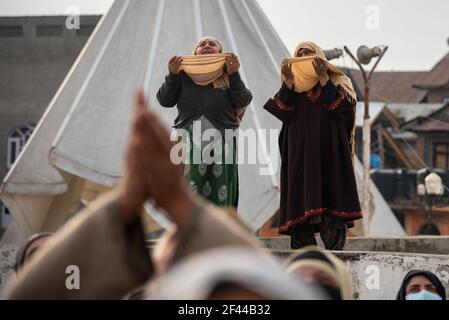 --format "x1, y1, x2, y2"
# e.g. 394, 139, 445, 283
1, 0, 448, 71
